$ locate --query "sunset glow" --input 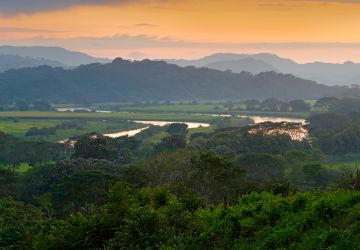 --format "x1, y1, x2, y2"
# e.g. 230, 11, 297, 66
1, 0, 360, 62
